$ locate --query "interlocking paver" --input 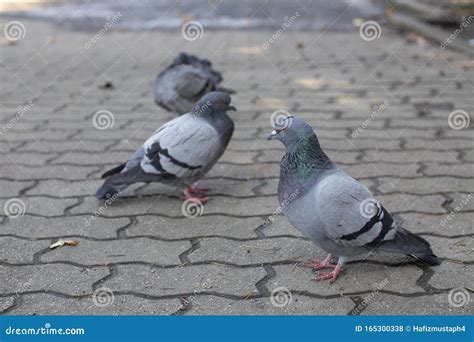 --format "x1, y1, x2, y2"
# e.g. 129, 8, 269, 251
0, 19, 472, 315
102, 264, 266, 297
0, 264, 108, 295
4, 294, 182, 315
41, 238, 191, 266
